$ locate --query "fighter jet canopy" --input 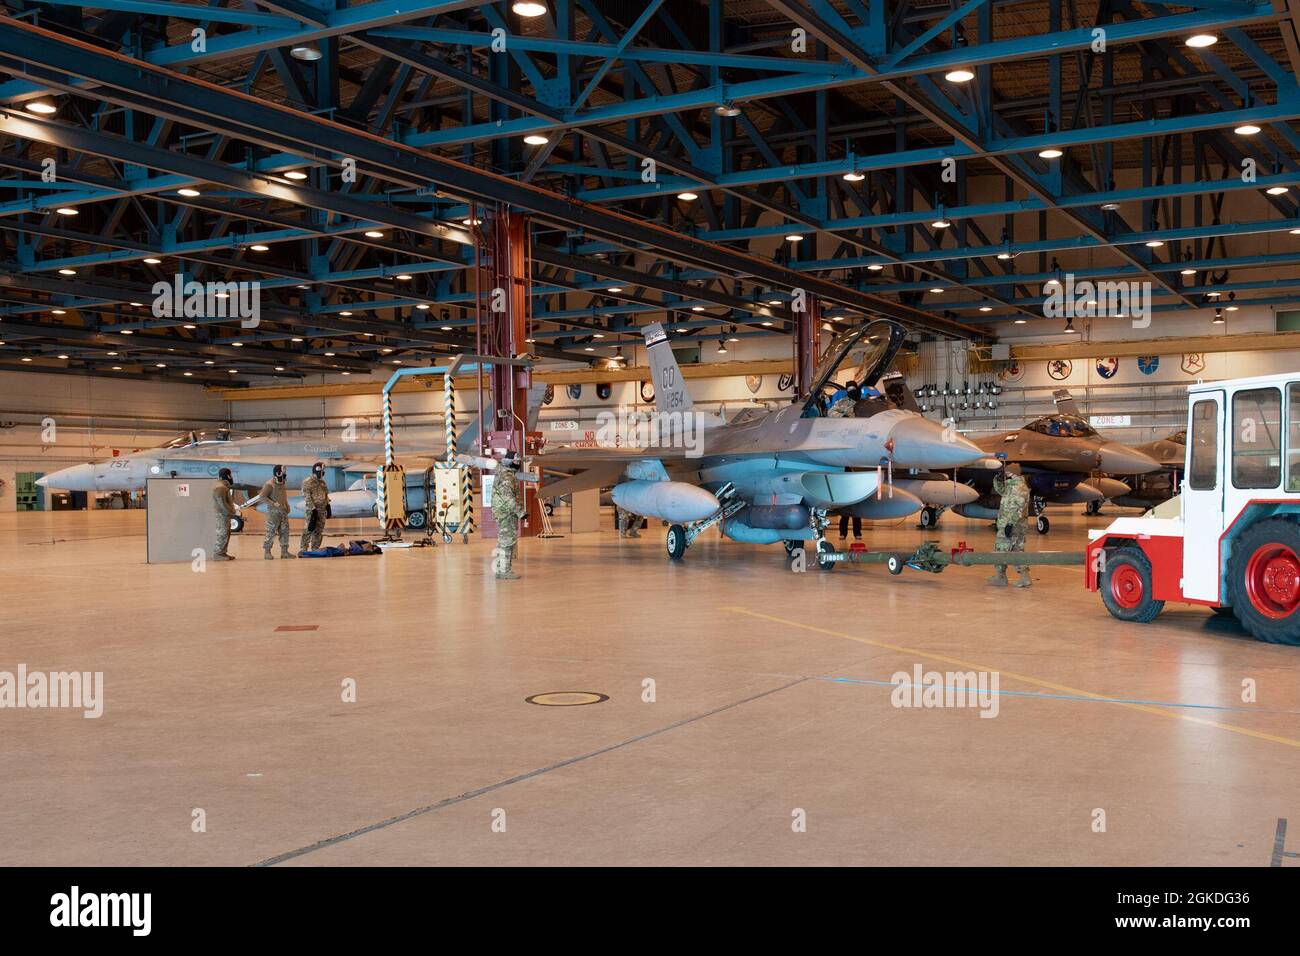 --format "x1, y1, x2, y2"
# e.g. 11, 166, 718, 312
801, 319, 906, 414
1024, 414, 1097, 439
160, 428, 252, 449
